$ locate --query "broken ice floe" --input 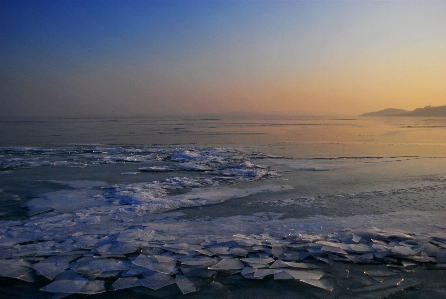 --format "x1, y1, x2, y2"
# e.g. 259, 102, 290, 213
21, 146, 285, 217
32, 261, 70, 280
0, 259, 33, 281
27, 178, 292, 216
41, 279, 106, 295
208, 258, 244, 270
175, 275, 197, 294
1, 211, 446, 296
132, 255, 177, 274
140, 273, 175, 290
112, 277, 141, 290
0, 147, 278, 182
